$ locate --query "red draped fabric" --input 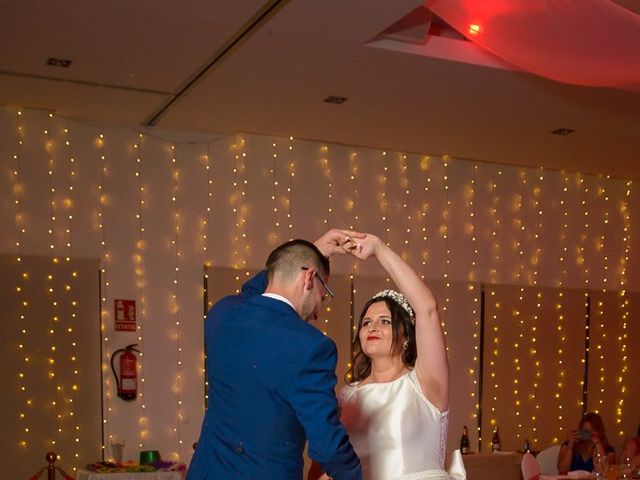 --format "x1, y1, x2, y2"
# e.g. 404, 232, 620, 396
426, 0, 640, 88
